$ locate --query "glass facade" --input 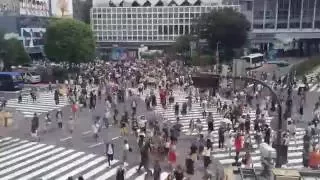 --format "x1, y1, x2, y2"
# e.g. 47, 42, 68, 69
91, 5, 240, 43
251, 0, 320, 29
